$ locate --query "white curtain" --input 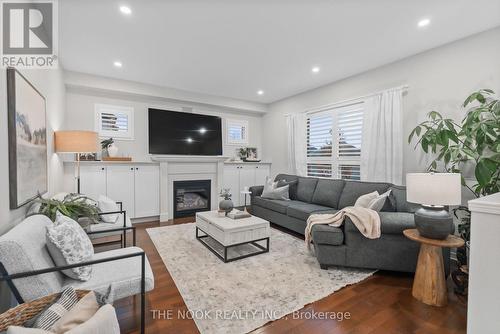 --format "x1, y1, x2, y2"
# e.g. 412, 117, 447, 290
360, 87, 404, 184
285, 113, 307, 176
